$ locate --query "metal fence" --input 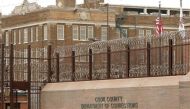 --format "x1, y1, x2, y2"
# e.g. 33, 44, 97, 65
0, 30, 190, 109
